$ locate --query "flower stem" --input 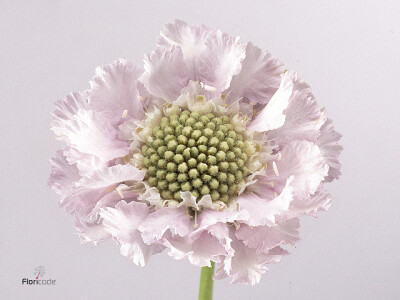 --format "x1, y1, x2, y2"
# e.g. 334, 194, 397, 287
198, 262, 215, 300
